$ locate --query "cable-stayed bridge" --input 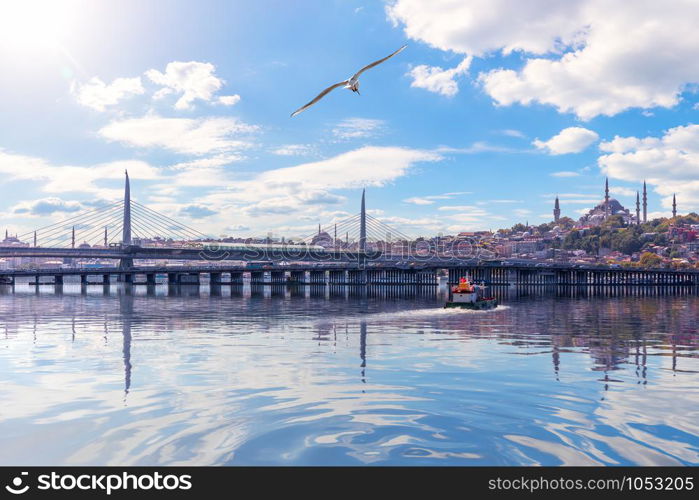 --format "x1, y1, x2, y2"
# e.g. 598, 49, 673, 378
1, 172, 698, 287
